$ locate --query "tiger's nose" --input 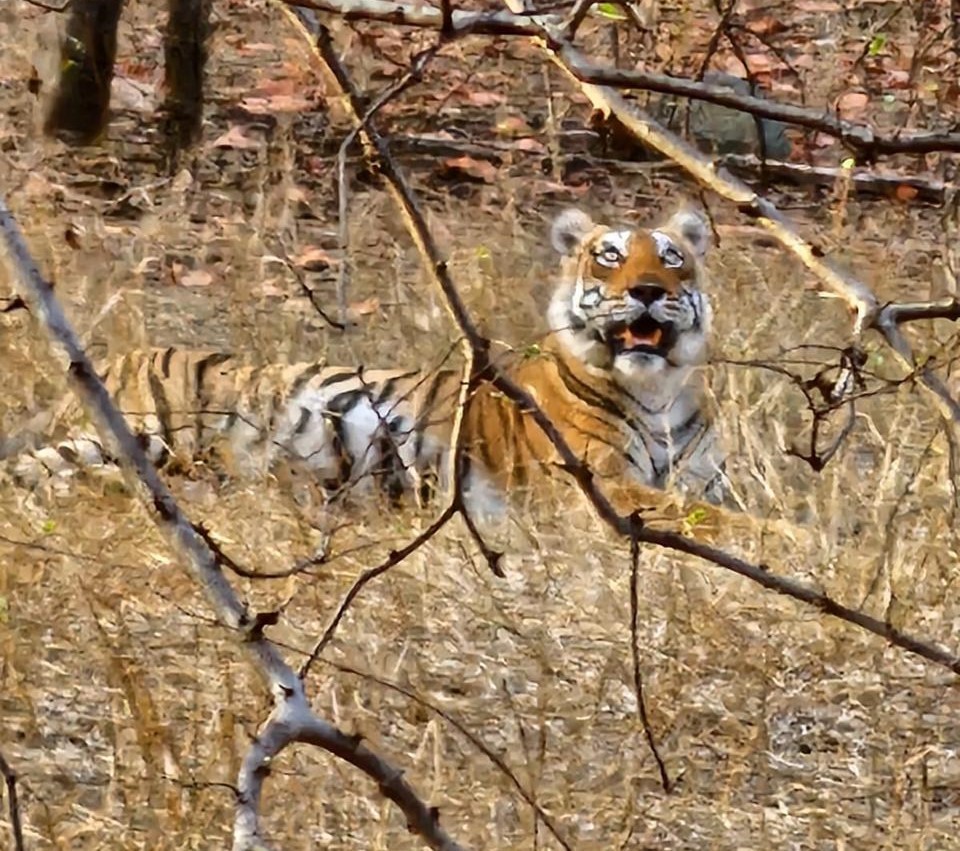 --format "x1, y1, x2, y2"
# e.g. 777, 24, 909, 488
628, 284, 667, 305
